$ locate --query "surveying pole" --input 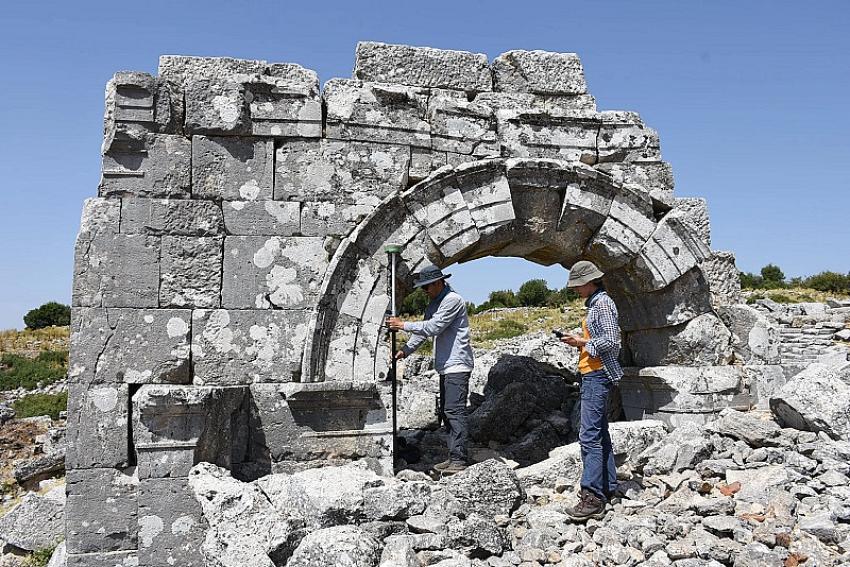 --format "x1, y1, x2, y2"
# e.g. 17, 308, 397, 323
384, 244, 403, 462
